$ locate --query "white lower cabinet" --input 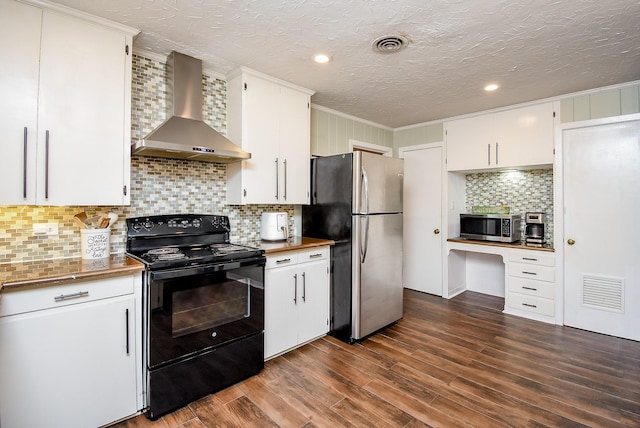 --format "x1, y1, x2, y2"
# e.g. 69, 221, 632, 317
264, 247, 330, 359
505, 250, 556, 321
0, 274, 141, 428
